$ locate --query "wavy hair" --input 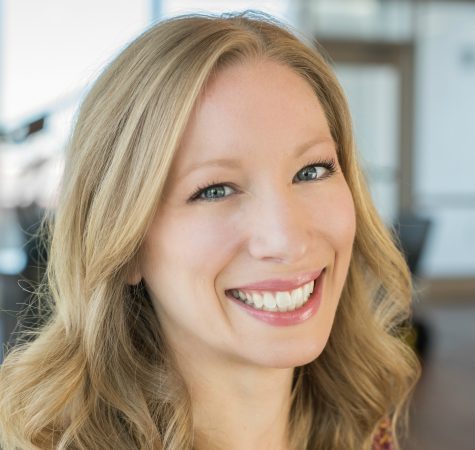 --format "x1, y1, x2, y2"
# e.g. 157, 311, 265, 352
0, 11, 420, 450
